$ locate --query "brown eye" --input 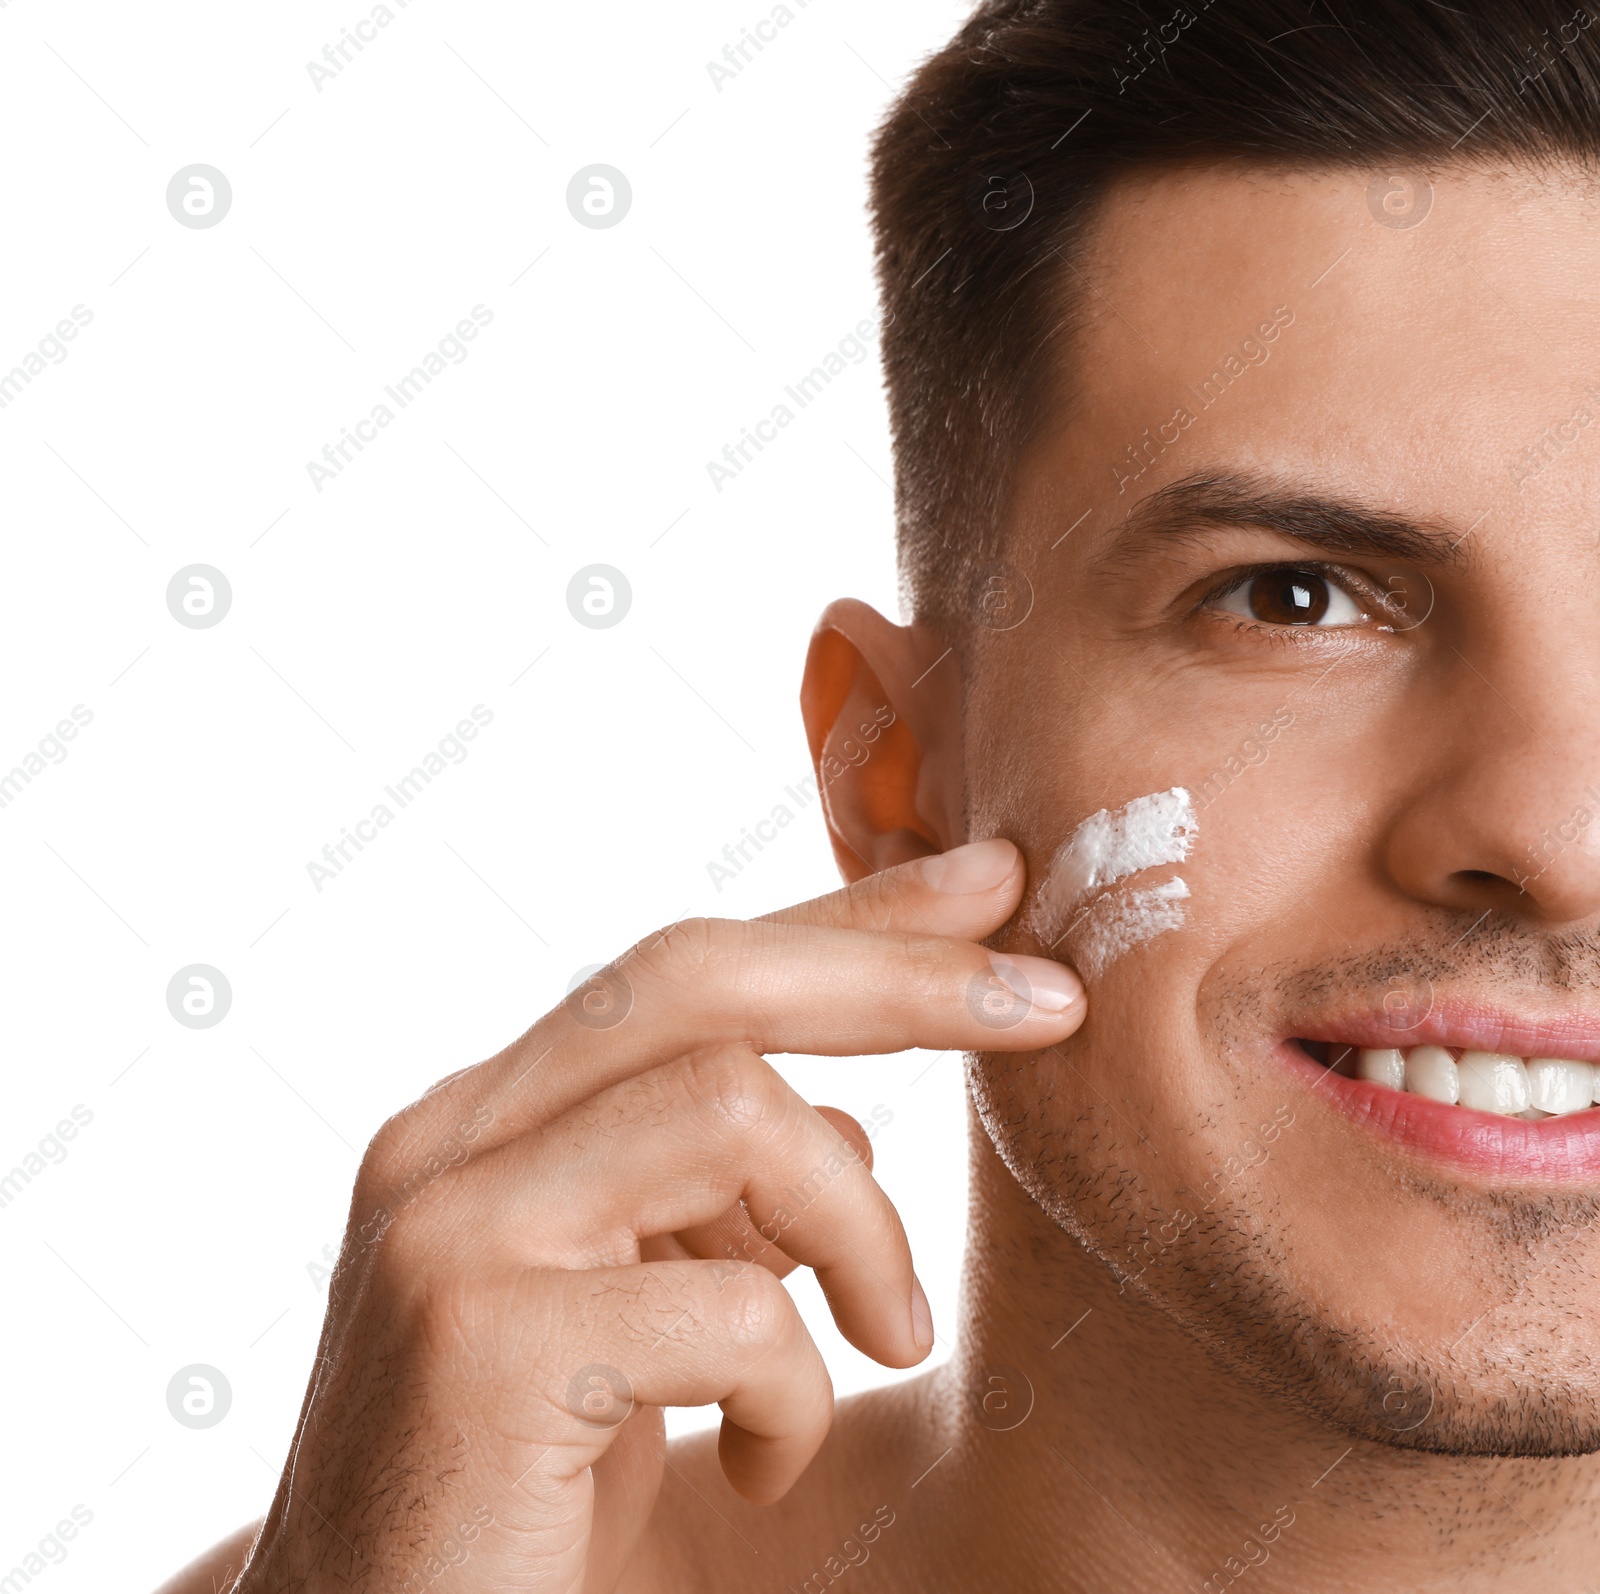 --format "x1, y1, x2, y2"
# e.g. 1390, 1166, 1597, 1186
1249, 570, 1327, 624
1212, 567, 1366, 628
